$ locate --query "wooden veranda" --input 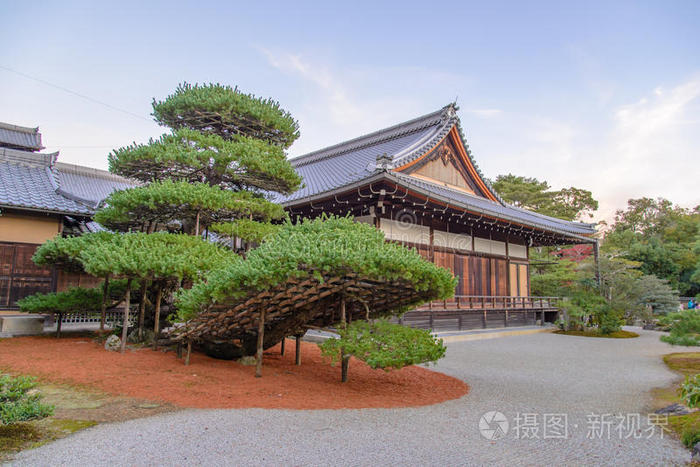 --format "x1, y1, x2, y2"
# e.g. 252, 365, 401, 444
397, 295, 559, 331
